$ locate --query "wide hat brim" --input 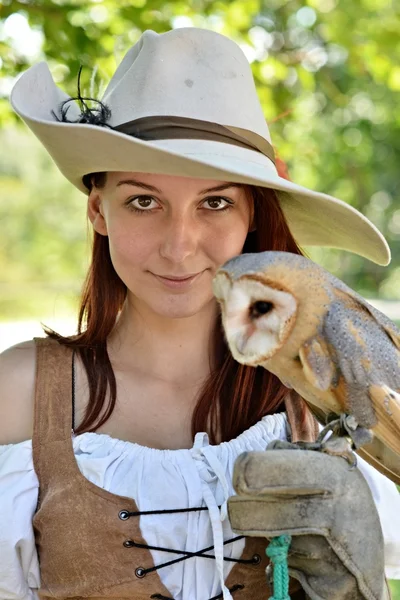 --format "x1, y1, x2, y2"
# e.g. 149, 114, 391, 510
10, 62, 390, 266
